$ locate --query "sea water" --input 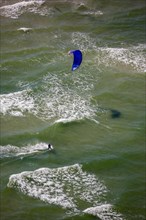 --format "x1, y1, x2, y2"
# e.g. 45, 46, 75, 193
0, 0, 145, 219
